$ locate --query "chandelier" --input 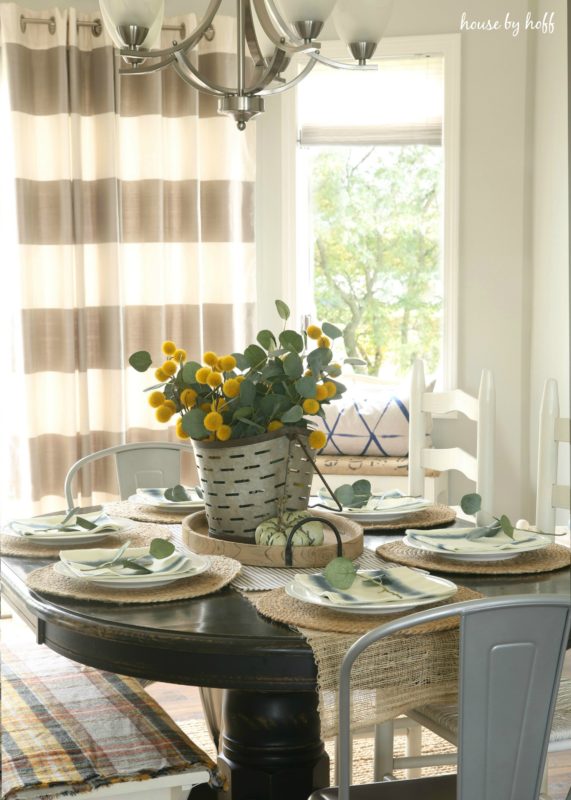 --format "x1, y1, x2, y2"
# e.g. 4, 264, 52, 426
99, 0, 393, 130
